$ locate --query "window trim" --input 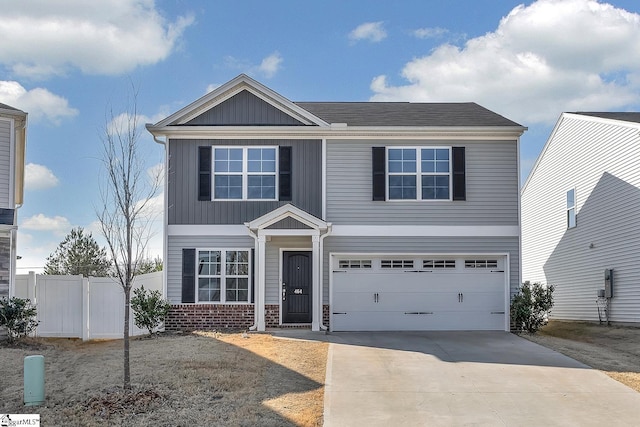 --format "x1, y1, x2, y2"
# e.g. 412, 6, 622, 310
212, 146, 279, 201
196, 248, 252, 304
566, 188, 576, 229
385, 146, 452, 201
